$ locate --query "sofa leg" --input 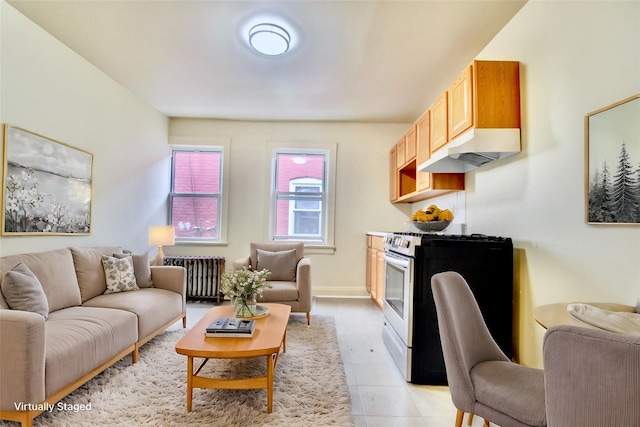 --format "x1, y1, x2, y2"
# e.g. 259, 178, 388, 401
306, 312, 311, 325
132, 346, 139, 364
182, 315, 187, 328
